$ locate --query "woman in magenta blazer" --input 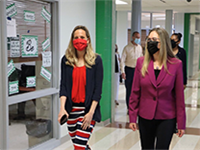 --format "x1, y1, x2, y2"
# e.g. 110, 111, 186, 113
129, 28, 186, 150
